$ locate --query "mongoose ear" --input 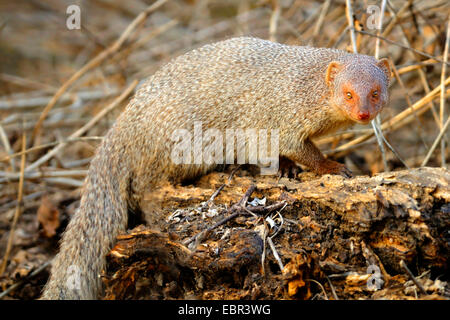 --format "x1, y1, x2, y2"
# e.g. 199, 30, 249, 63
376, 58, 392, 84
325, 61, 343, 86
